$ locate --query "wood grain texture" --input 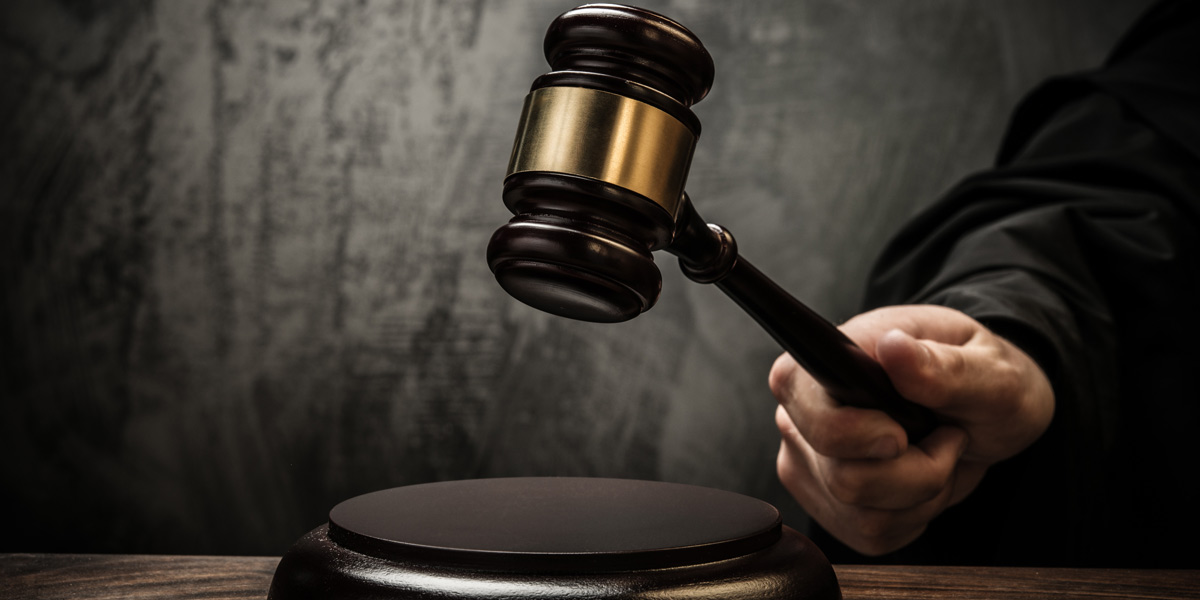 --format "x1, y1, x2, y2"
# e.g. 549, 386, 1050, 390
1, 554, 278, 600
3, 554, 1198, 600
0, 0, 1155, 556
